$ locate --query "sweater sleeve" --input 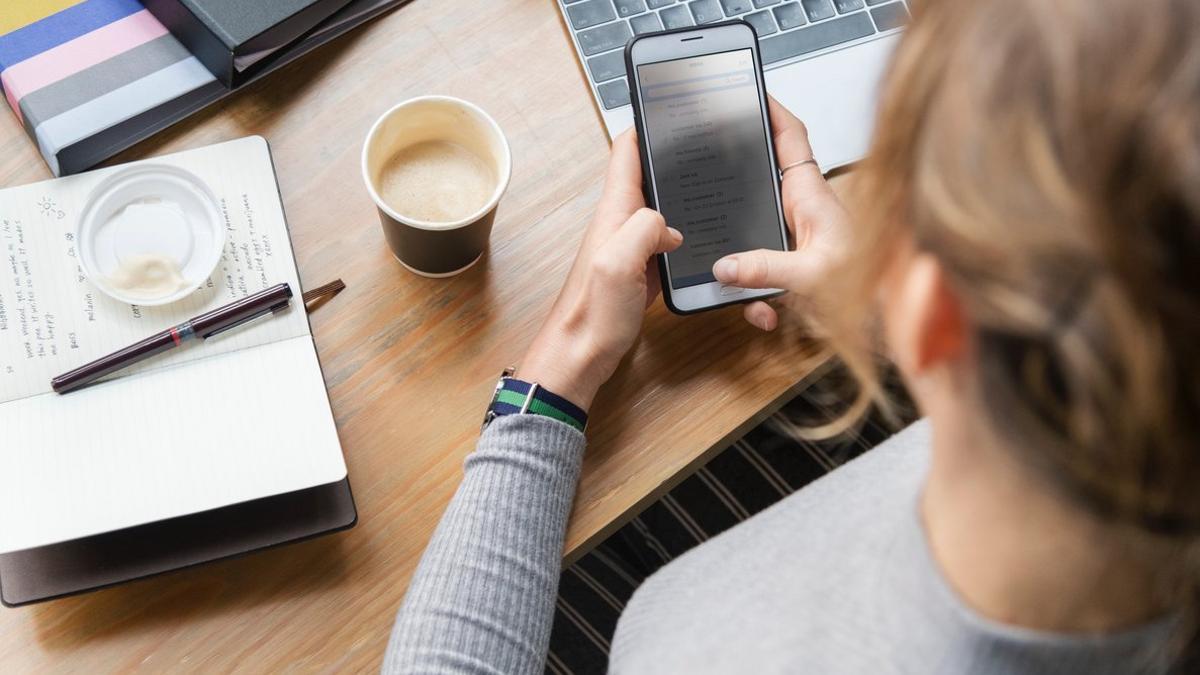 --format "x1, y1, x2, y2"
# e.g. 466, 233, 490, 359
382, 413, 587, 674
